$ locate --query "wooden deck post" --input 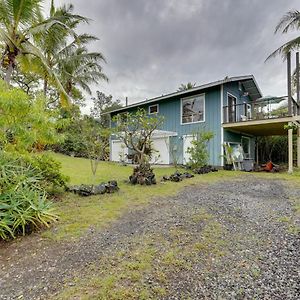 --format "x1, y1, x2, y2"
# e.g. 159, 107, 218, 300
288, 122, 293, 173
297, 52, 300, 115
287, 52, 292, 116
297, 127, 300, 168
